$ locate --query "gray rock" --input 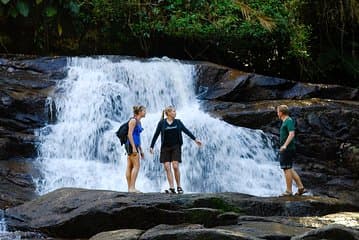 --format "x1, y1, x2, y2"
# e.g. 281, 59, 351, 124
292, 224, 359, 240
294, 212, 359, 229
90, 229, 144, 240
139, 224, 260, 240
5, 188, 359, 238
0, 159, 37, 209
217, 222, 311, 240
